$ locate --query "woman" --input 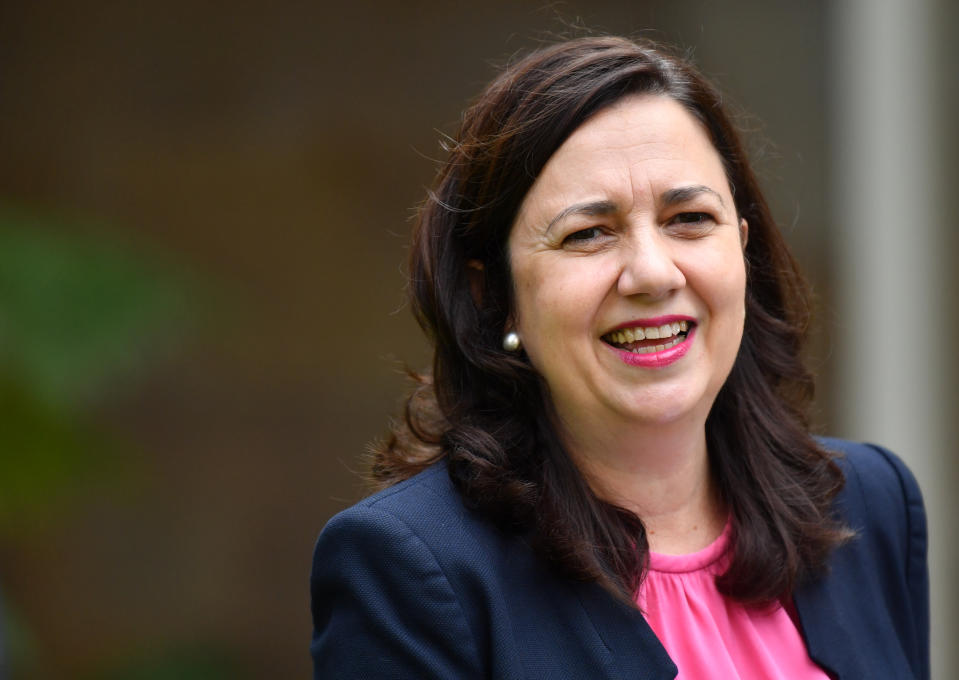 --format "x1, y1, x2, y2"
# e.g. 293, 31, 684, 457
310, 36, 928, 679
